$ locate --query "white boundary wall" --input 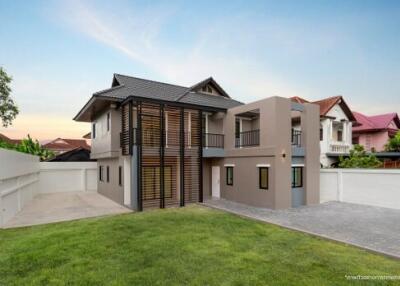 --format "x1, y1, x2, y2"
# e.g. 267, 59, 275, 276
39, 162, 97, 193
0, 149, 40, 227
0, 149, 97, 227
321, 169, 400, 210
